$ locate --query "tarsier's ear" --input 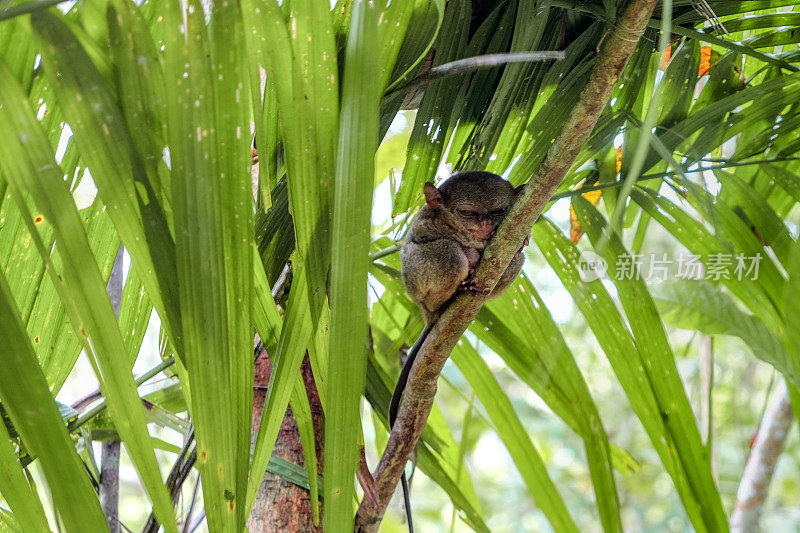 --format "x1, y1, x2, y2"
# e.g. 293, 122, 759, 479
514, 184, 525, 198
423, 182, 445, 209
